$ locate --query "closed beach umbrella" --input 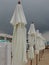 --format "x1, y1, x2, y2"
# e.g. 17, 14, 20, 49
41, 36, 45, 56
35, 30, 43, 65
42, 38, 46, 49
39, 33, 45, 50
35, 30, 40, 54
35, 30, 45, 60
35, 30, 45, 53
28, 23, 36, 60
10, 1, 27, 65
38, 33, 45, 61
